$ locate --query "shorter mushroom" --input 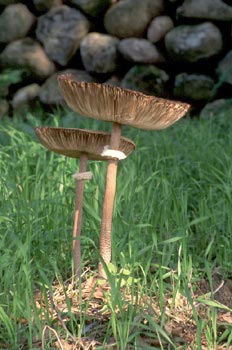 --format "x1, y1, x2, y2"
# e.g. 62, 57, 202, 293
35, 127, 135, 279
